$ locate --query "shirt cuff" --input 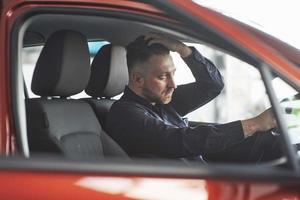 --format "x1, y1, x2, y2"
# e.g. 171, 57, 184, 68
182, 46, 206, 64
216, 120, 245, 144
